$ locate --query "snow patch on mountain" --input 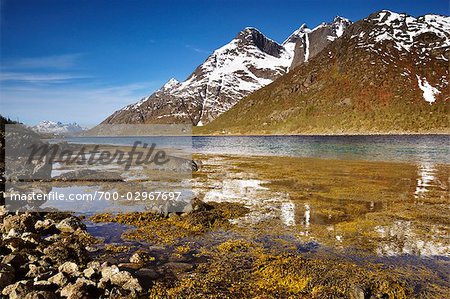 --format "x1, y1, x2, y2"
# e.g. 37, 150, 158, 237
160, 78, 180, 91
416, 76, 440, 104
360, 10, 450, 53
304, 32, 310, 62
